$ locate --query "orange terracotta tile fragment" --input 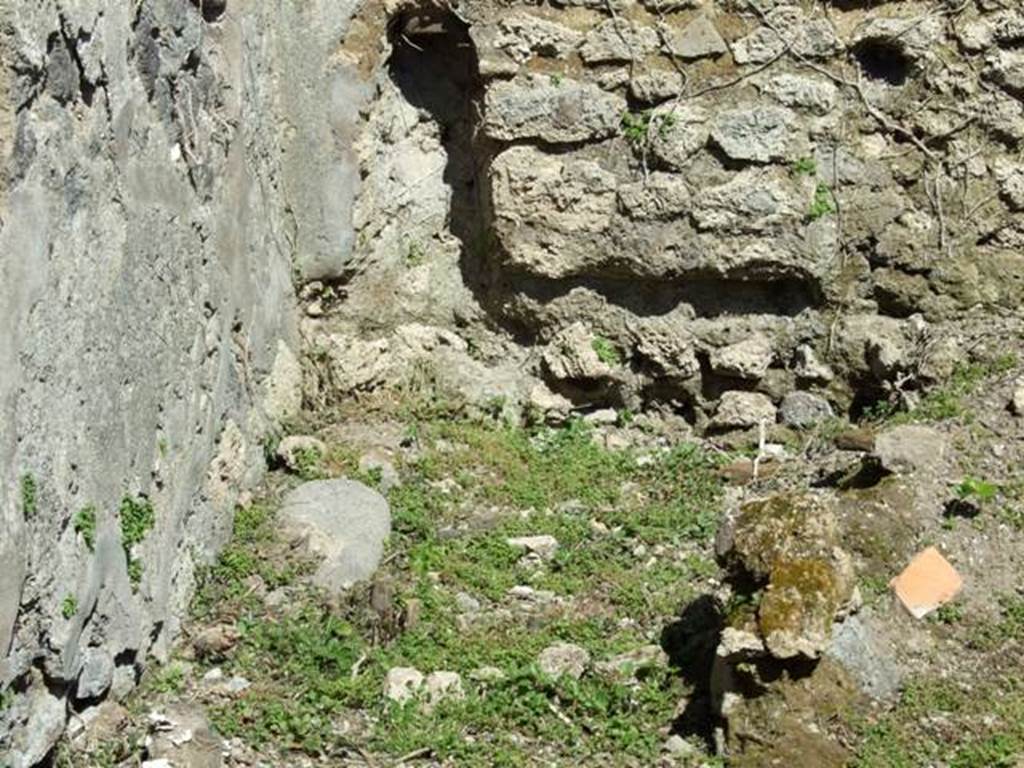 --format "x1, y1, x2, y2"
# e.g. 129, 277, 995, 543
890, 546, 963, 619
